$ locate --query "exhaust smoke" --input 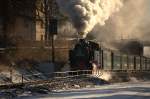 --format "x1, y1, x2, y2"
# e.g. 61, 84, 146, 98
91, 0, 150, 42
56, 0, 123, 38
